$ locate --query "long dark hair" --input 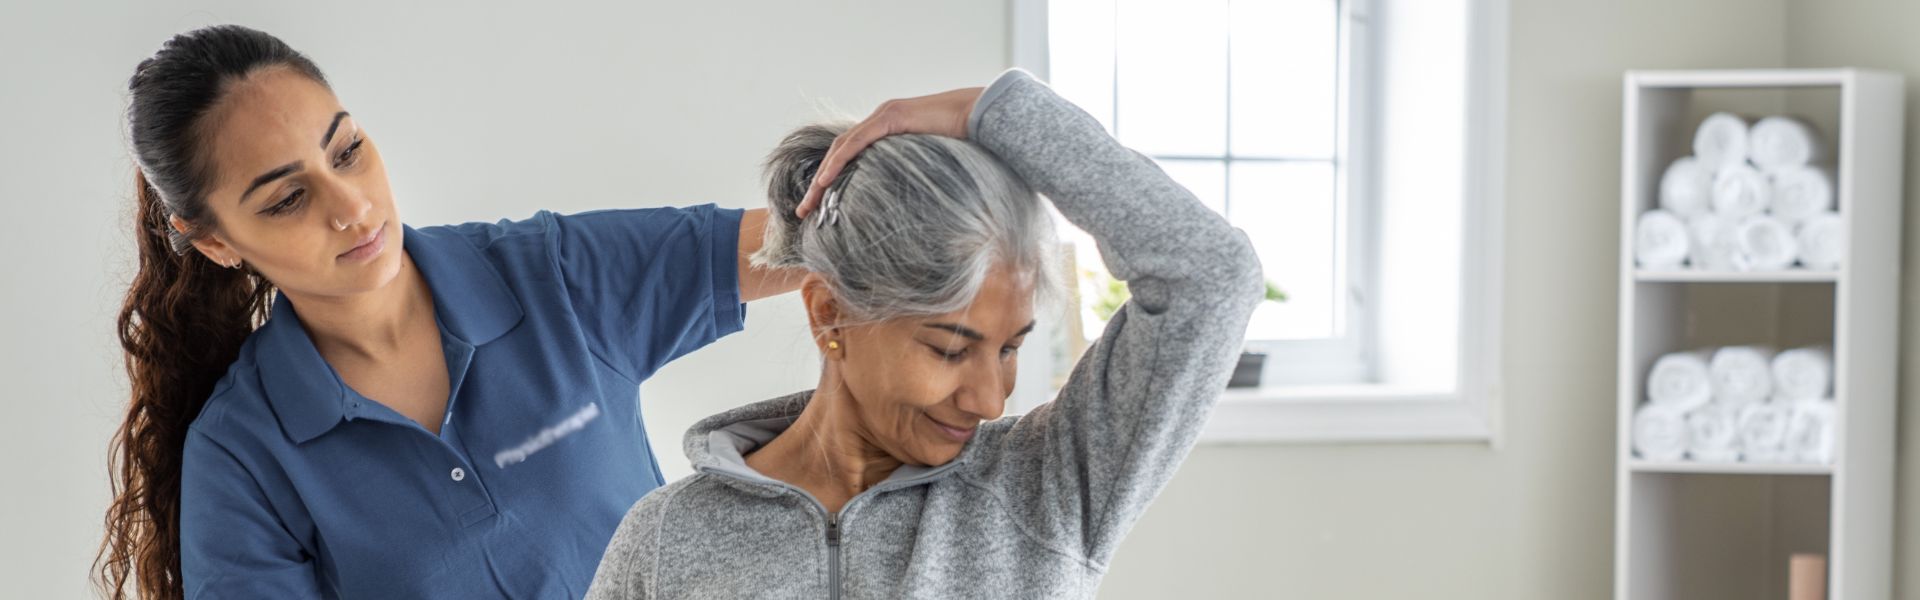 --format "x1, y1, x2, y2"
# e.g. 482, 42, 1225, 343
97, 25, 326, 600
